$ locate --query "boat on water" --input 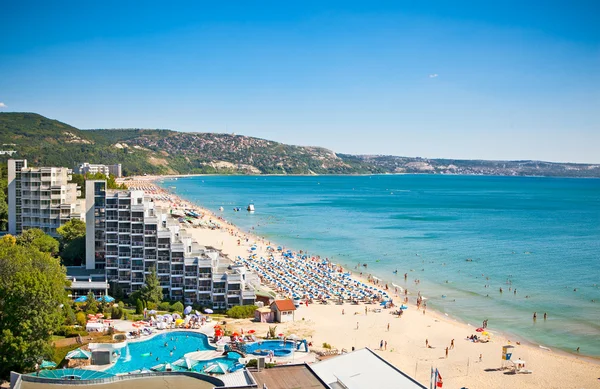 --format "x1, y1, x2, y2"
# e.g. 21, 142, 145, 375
247, 203, 255, 212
